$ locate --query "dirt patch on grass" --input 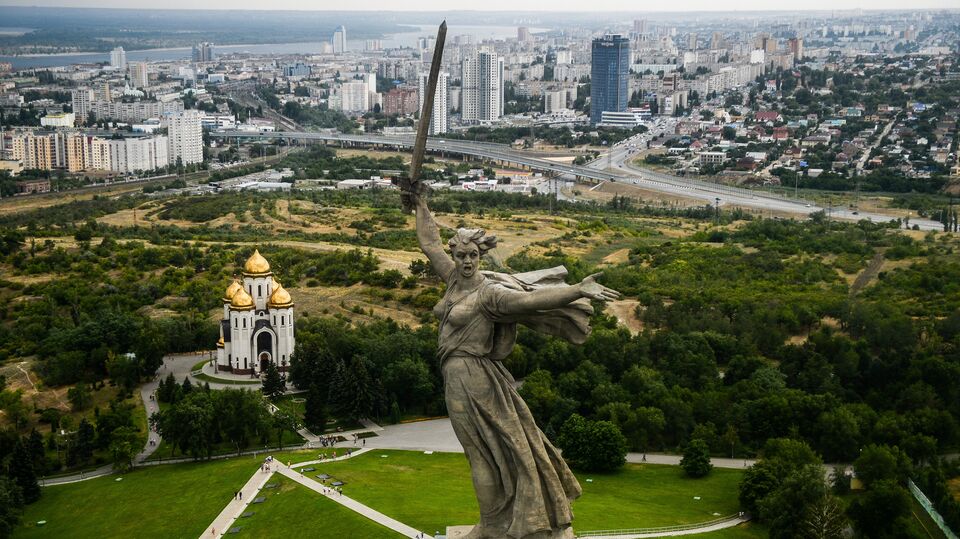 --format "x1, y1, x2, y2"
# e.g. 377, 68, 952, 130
601, 248, 631, 265
292, 284, 423, 327
607, 299, 643, 335
948, 477, 960, 503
